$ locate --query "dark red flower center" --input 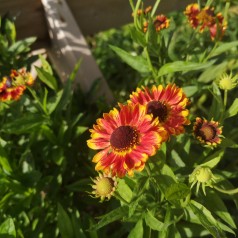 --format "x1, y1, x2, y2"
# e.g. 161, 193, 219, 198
147, 100, 168, 122
110, 126, 139, 152
199, 124, 216, 141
